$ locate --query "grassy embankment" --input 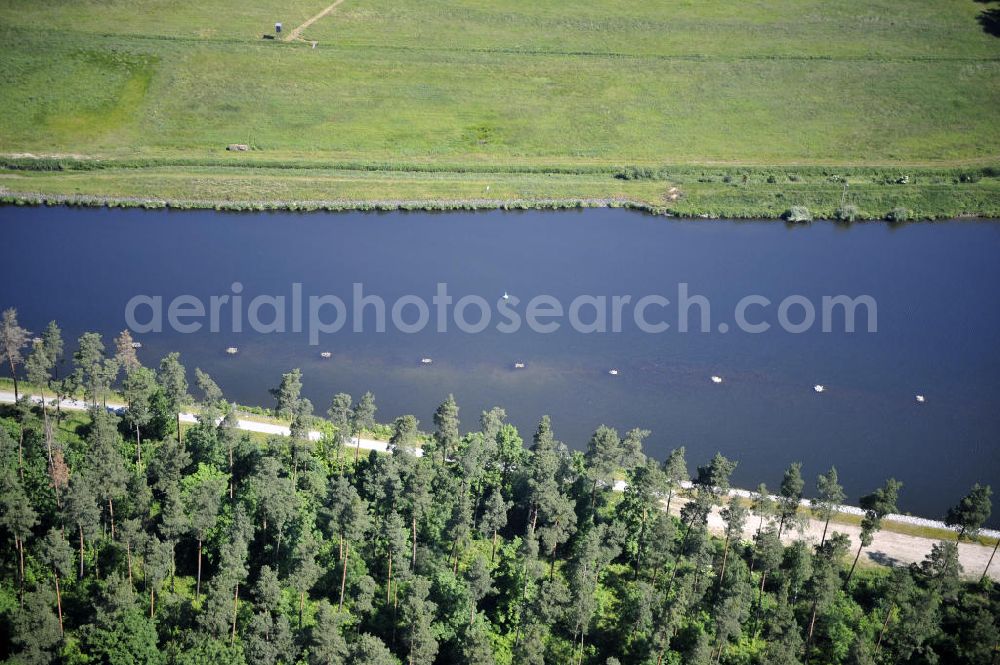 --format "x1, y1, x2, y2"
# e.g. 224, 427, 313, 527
0, 0, 998, 218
